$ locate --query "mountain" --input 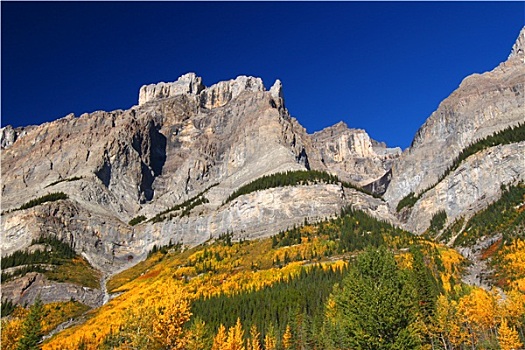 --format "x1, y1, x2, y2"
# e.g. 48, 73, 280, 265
384, 26, 525, 233
1, 27, 524, 346
1, 72, 396, 306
